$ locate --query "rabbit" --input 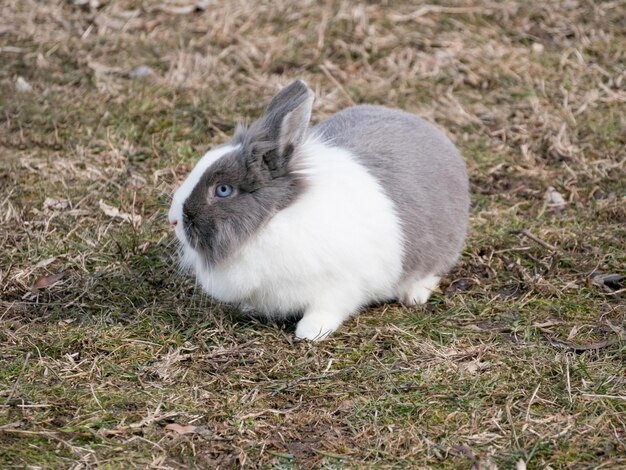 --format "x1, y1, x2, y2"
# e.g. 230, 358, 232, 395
168, 80, 469, 341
